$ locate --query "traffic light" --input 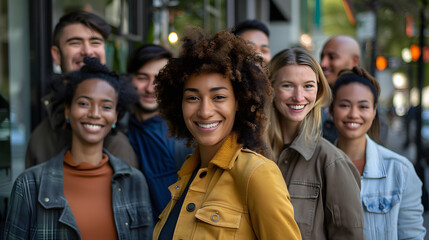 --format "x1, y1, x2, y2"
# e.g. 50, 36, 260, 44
376, 56, 388, 71
410, 44, 421, 62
